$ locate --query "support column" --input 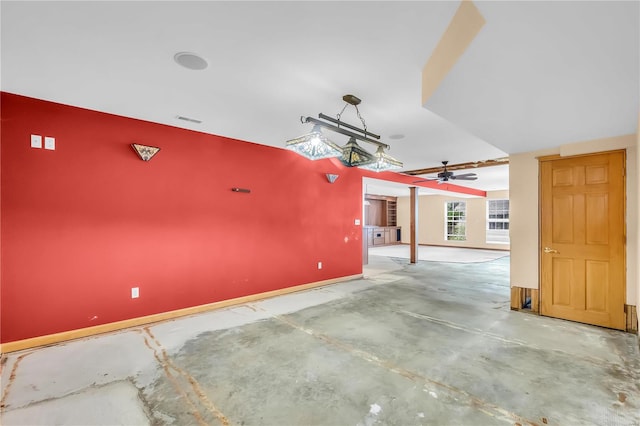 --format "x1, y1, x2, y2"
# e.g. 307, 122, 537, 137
410, 186, 418, 263
362, 227, 368, 265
